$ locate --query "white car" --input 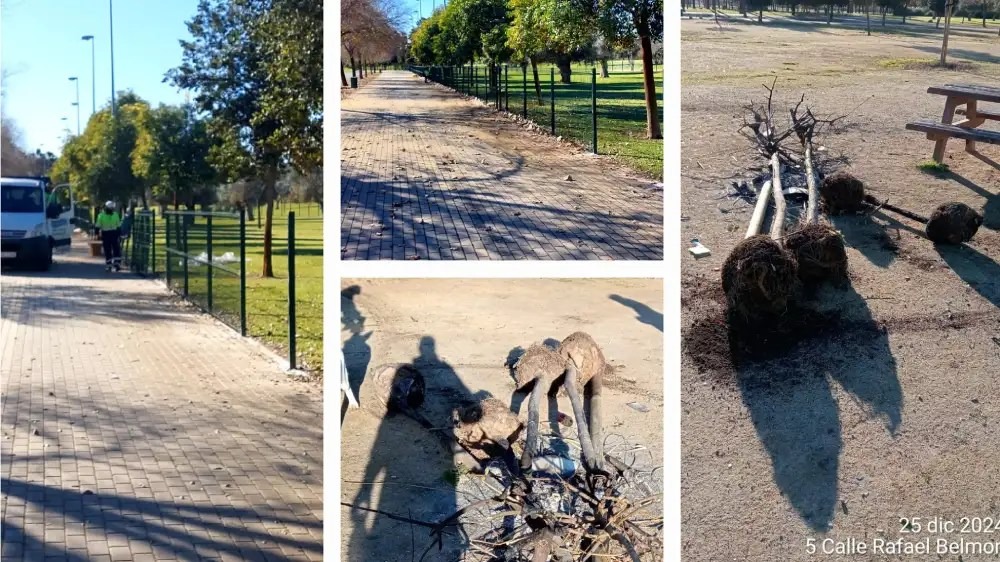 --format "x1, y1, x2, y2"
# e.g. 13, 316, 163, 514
1, 176, 75, 271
